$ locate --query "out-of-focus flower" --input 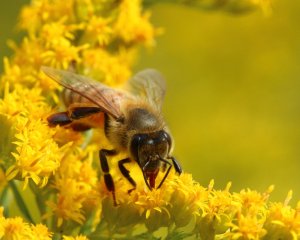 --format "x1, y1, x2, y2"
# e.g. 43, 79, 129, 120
63, 235, 89, 240
114, 0, 160, 47
2, 0, 297, 240
84, 16, 112, 46
82, 48, 135, 85
30, 224, 53, 240
0, 207, 52, 240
